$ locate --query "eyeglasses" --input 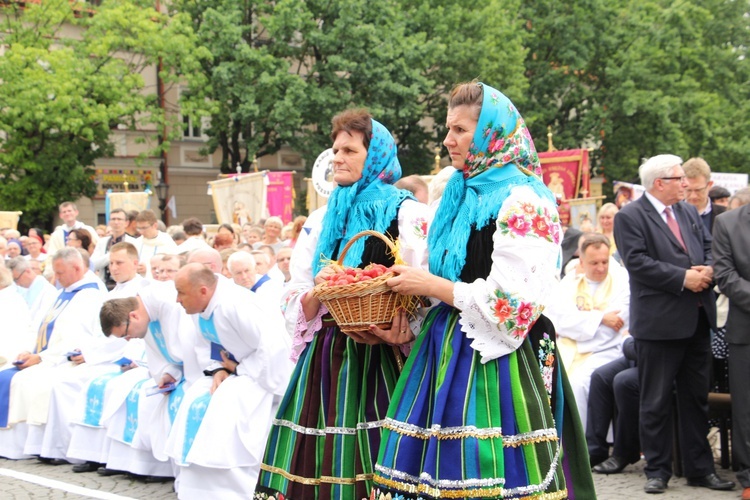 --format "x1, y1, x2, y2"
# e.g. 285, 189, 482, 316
685, 185, 708, 195
659, 176, 686, 183
136, 226, 152, 232
123, 316, 130, 338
